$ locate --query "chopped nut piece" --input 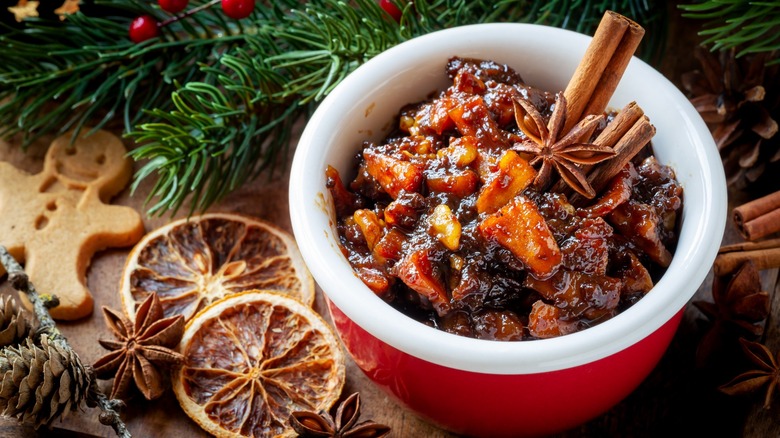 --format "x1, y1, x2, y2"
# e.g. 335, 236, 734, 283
399, 115, 416, 133
353, 209, 384, 251
449, 254, 464, 271
428, 204, 462, 251
478, 195, 561, 278
437, 136, 478, 167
